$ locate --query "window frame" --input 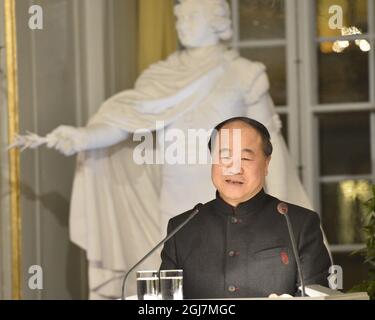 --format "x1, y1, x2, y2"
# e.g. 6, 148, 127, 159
230, 0, 301, 166
231, 0, 375, 253
299, 0, 375, 252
